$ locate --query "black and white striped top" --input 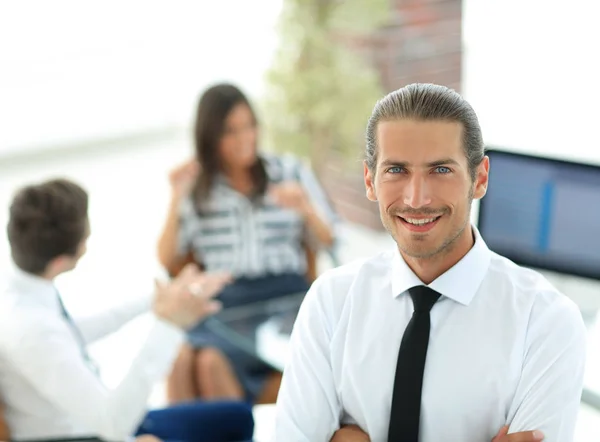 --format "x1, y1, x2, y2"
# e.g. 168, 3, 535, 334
177, 154, 339, 278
